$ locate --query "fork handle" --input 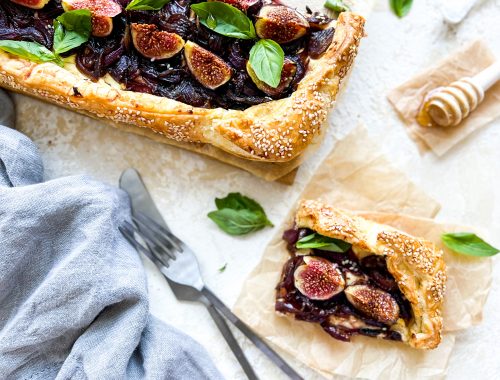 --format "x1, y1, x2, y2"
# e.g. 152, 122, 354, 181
201, 287, 303, 380
206, 303, 259, 380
